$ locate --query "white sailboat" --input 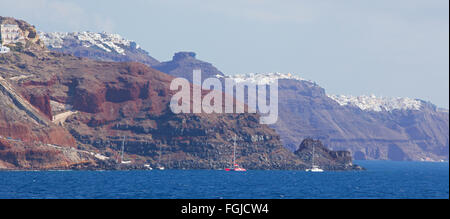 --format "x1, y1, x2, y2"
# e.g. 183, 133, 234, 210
225, 135, 246, 172
120, 136, 131, 164
157, 144, 165, 170
143, 140, 152, 170
306, 144, 324, 172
